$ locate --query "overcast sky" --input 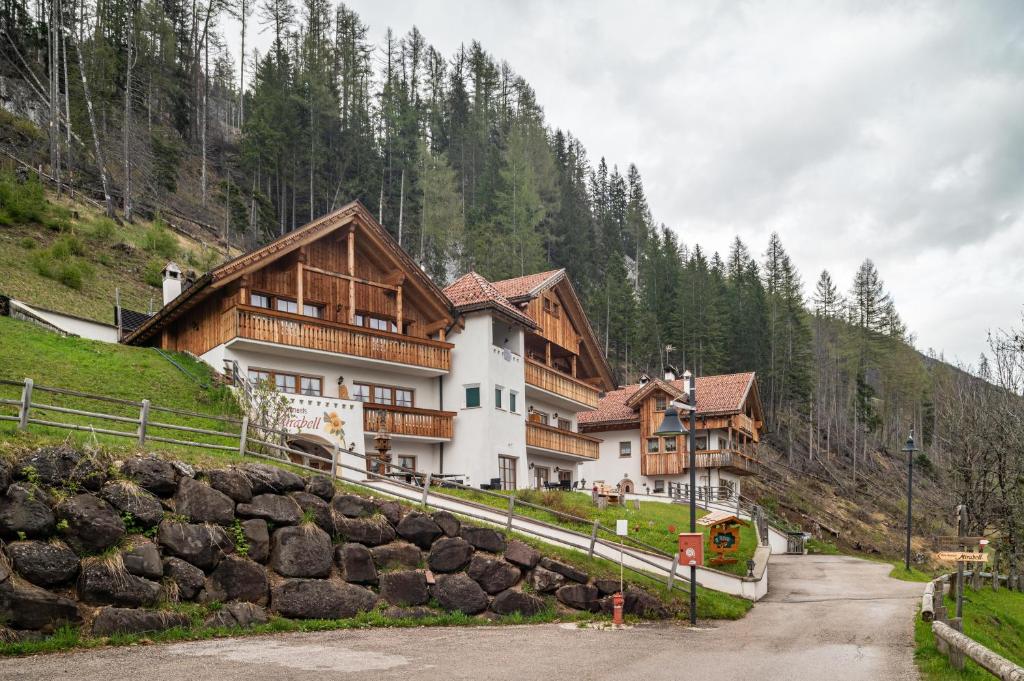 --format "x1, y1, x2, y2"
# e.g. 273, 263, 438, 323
223, 0, 1024, 364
